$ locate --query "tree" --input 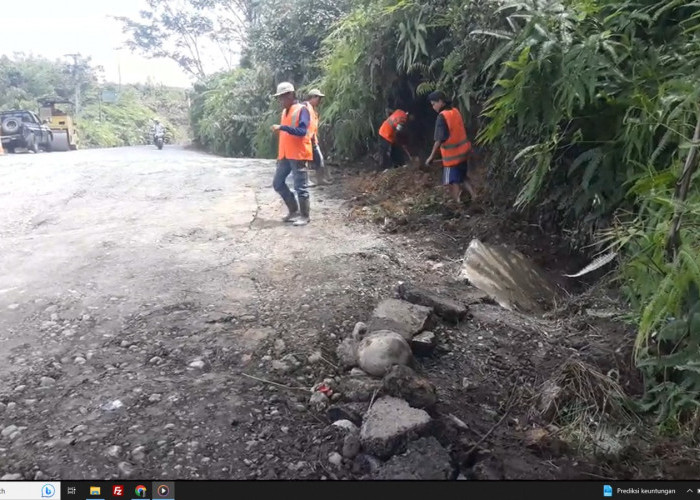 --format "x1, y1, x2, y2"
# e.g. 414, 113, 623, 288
115, 0, 256, 80
246, 0, 350, 85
